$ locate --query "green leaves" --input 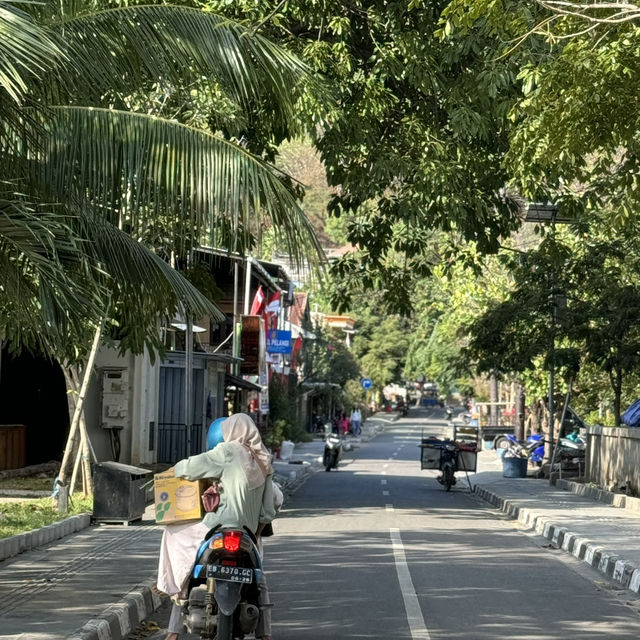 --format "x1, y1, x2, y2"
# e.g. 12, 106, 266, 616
23, 106, 322, 265
0, 1, 328, 359
0, 1, 62, 103
0, 192, 102, 355
41, 4, 324, 134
